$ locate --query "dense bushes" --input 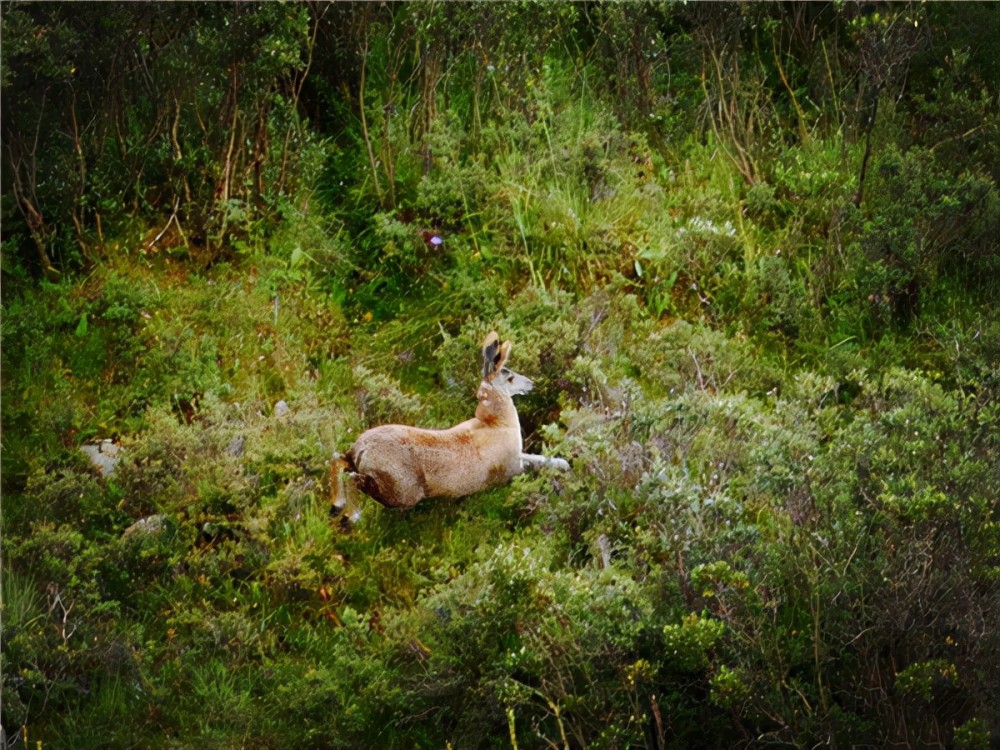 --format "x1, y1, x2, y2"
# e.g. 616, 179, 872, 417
4, 273, 997, 747
3, 3, 999, 748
